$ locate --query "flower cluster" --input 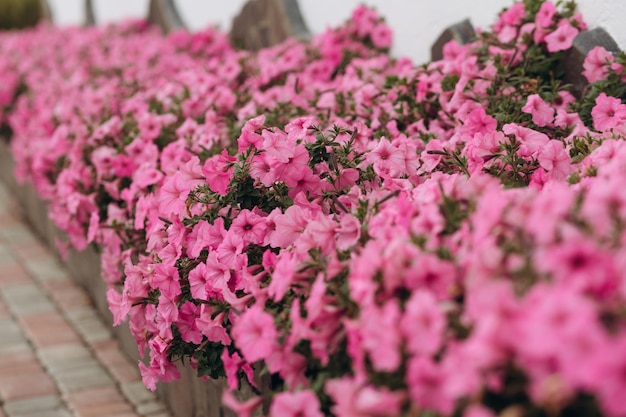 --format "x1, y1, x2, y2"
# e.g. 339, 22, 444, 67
2, 1, 626, 416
